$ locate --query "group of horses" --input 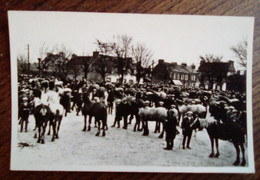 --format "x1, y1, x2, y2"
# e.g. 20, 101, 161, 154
18, 77, 247, 166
